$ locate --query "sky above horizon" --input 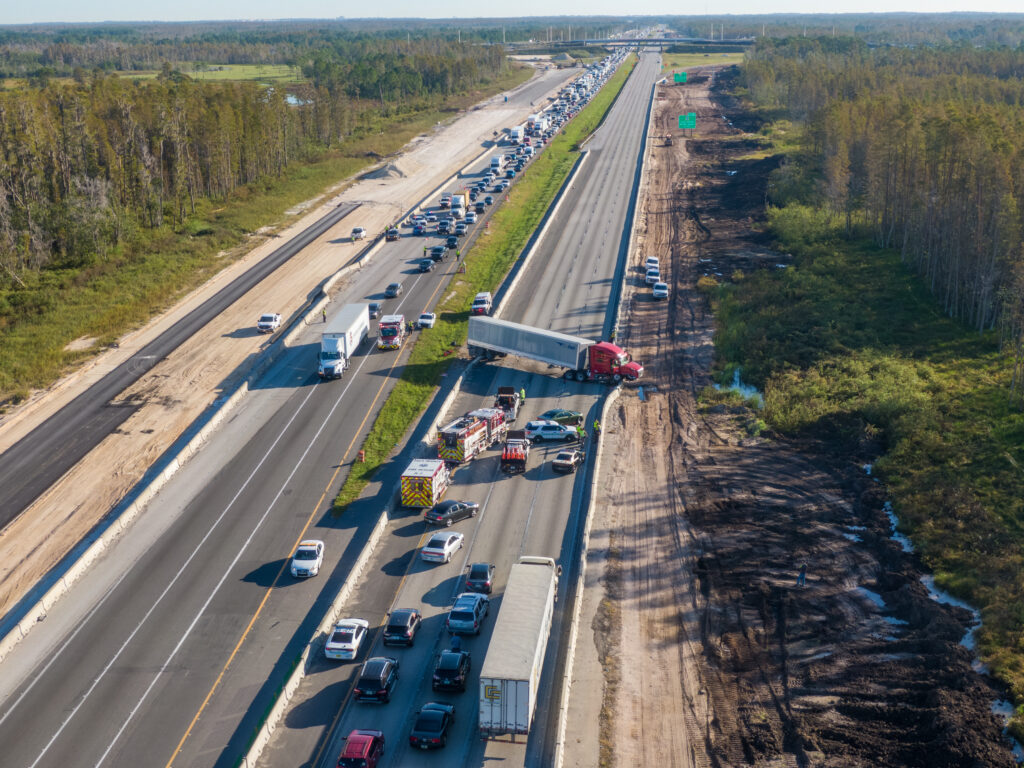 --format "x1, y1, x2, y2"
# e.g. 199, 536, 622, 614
2, 1, 1022, 25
